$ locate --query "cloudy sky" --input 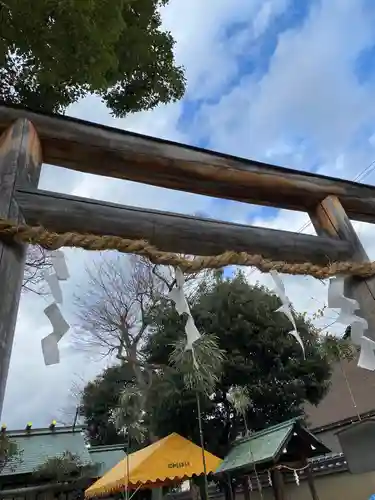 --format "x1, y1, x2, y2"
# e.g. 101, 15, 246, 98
4, 0, 375, 429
